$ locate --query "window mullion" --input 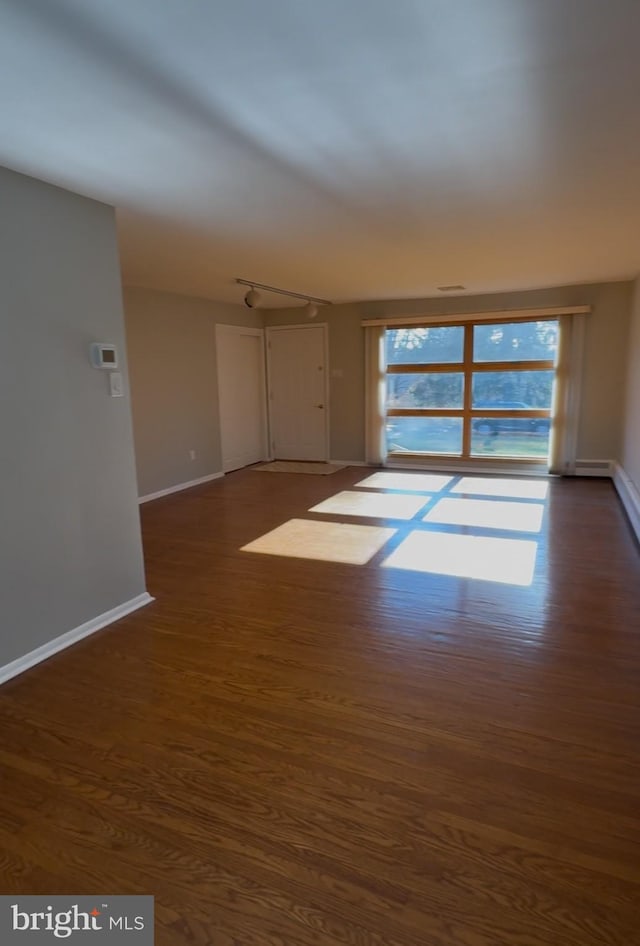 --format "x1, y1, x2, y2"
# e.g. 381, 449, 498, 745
471, 359, 555, 372
462, 324, 473, 457
387, 363, 464, 374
